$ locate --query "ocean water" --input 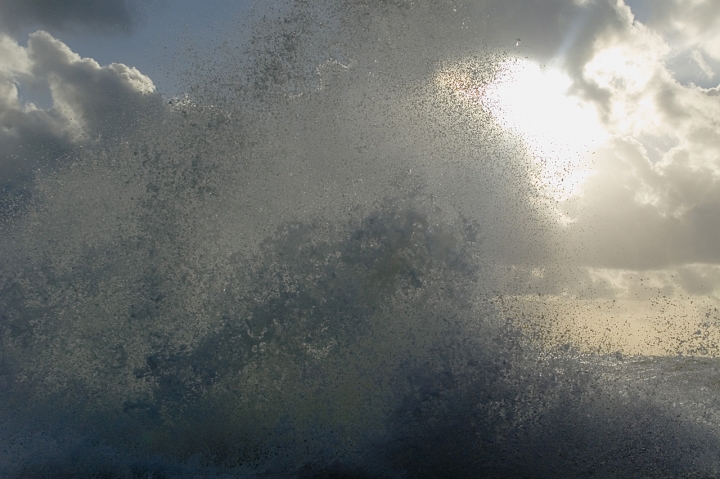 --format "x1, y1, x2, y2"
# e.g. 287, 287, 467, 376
1, 1, 719, 477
